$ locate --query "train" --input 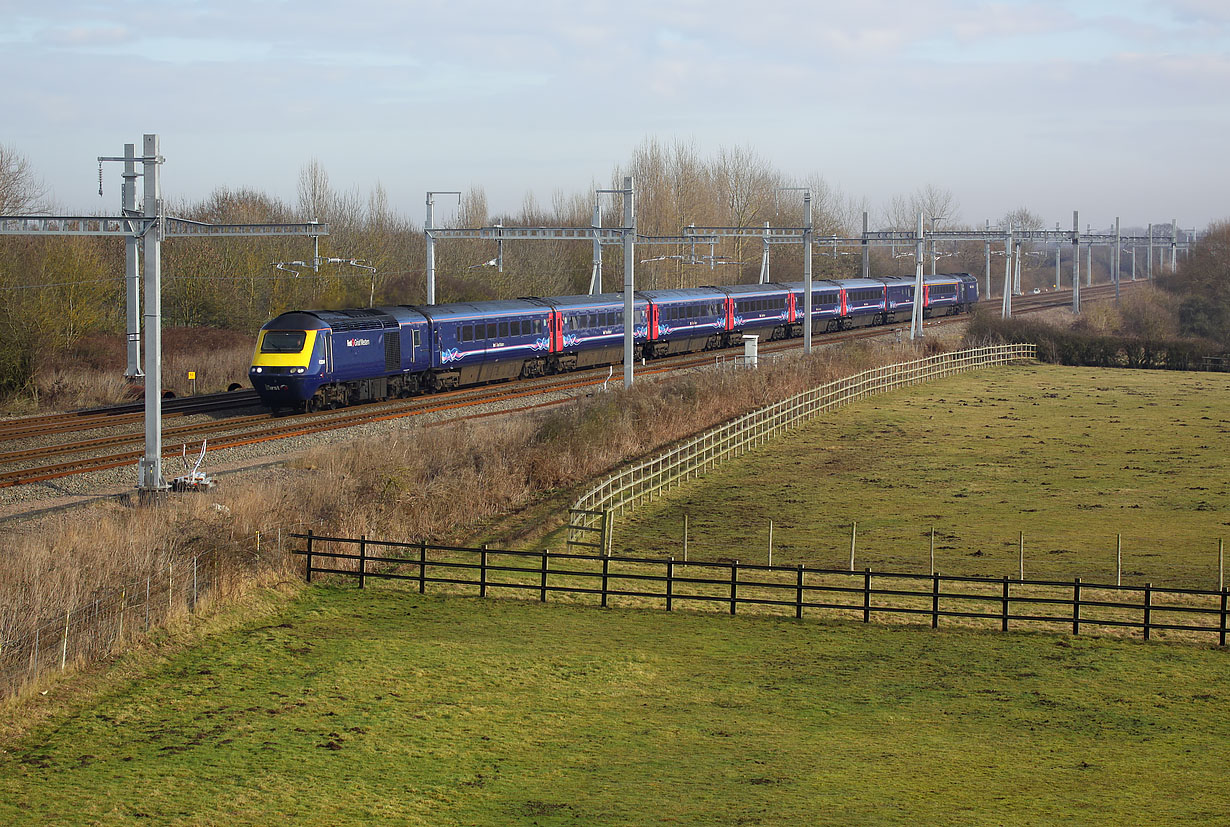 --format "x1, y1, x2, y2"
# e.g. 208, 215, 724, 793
248, 273, 980, 412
